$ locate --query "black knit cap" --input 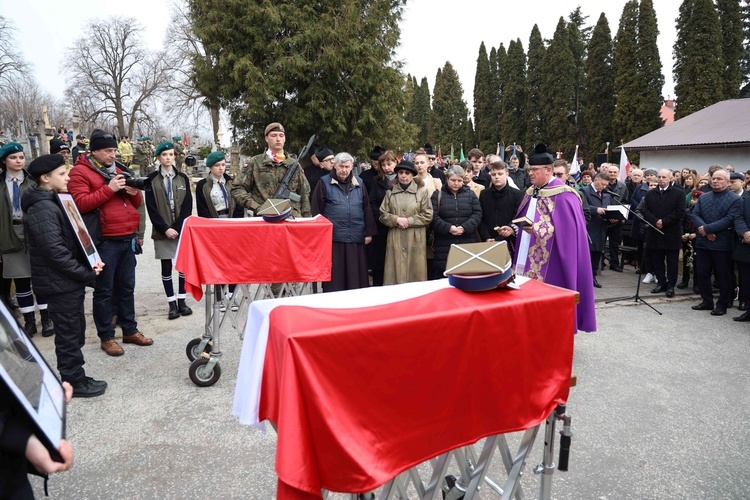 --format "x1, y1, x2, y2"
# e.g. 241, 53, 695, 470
49, 138, 70, 154
315, 147, 334, 162
89, 129, 118, 151
28, 154, 65, 178
528, 143, 555, 166
369, 145, 386, 161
